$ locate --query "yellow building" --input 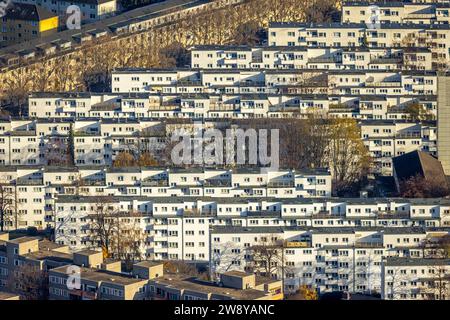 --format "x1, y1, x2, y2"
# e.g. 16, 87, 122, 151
0, 2, 58, 47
